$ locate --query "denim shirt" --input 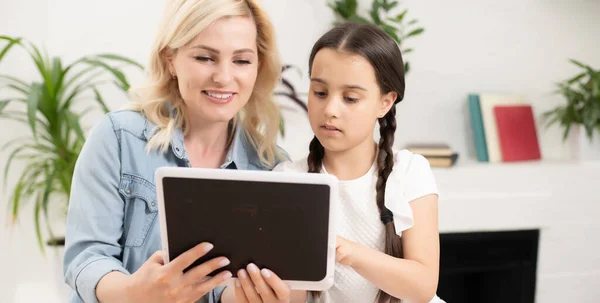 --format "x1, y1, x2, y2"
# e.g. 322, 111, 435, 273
63, 109, 288, 303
